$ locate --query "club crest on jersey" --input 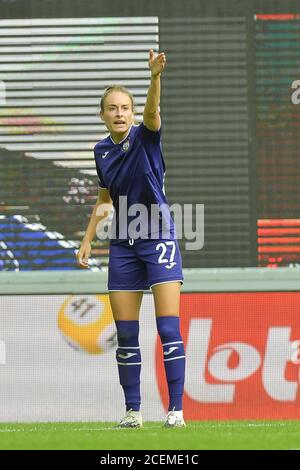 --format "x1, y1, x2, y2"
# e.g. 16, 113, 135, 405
122, 139, 130, 152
